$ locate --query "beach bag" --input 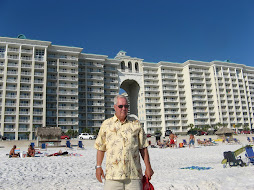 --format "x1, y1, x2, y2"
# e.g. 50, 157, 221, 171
142, 175, 154, 190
